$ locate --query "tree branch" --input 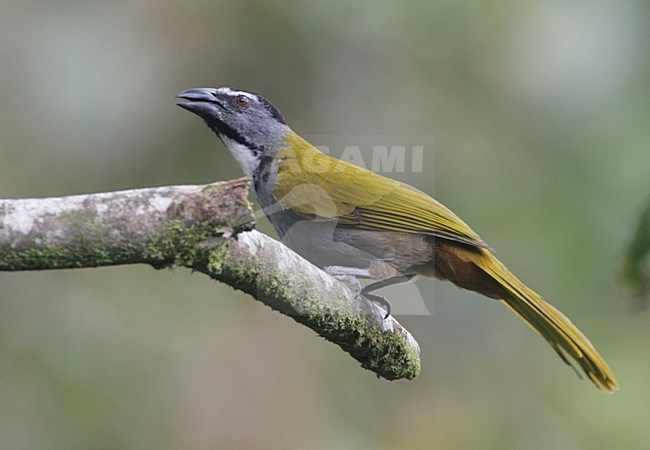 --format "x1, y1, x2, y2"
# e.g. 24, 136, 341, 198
0, 178, 420, 380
